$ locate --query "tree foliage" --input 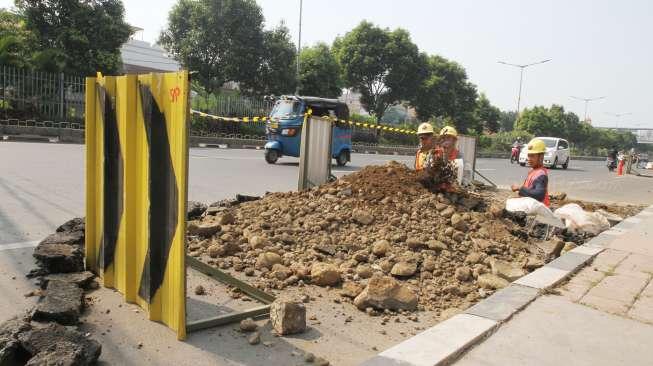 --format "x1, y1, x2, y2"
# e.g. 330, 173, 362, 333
298, 43, 342, 98
160, 0, 265, 93
410, 55, 478, 133
499, 110, 517, 132
333, 21, 424, 121
474, 93, 501, 133
15, 0, 132, 75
